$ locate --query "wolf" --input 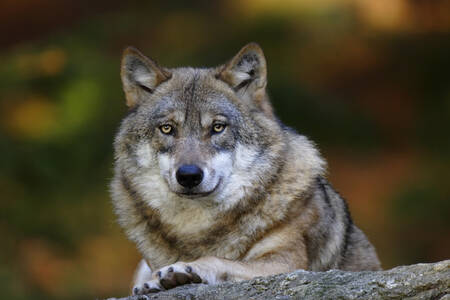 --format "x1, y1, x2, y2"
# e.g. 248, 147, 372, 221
110, 43, 381, 295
